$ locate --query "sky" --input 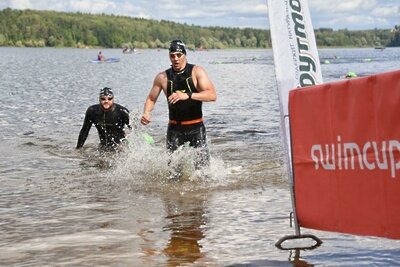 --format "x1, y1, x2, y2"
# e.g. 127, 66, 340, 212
0, 0, 399, 30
